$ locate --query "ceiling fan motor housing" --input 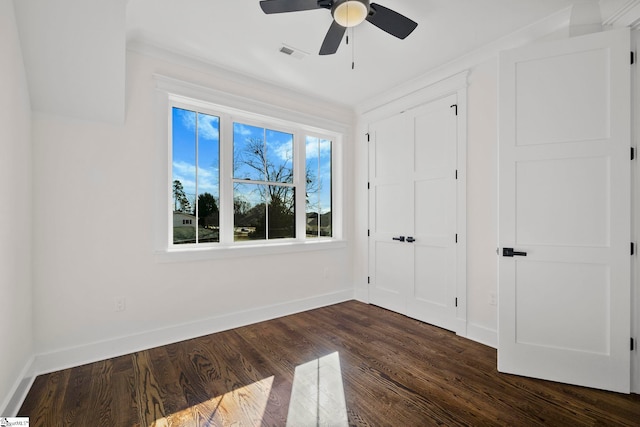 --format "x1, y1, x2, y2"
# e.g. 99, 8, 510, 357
331, 0, 370, 27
